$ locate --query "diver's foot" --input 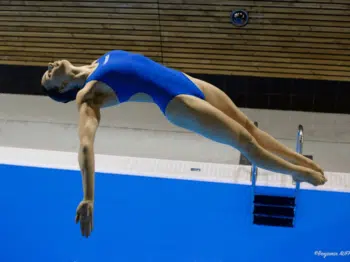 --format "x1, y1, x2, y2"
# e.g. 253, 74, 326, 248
293, 169, 327, 186
304, 158, 324, 175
